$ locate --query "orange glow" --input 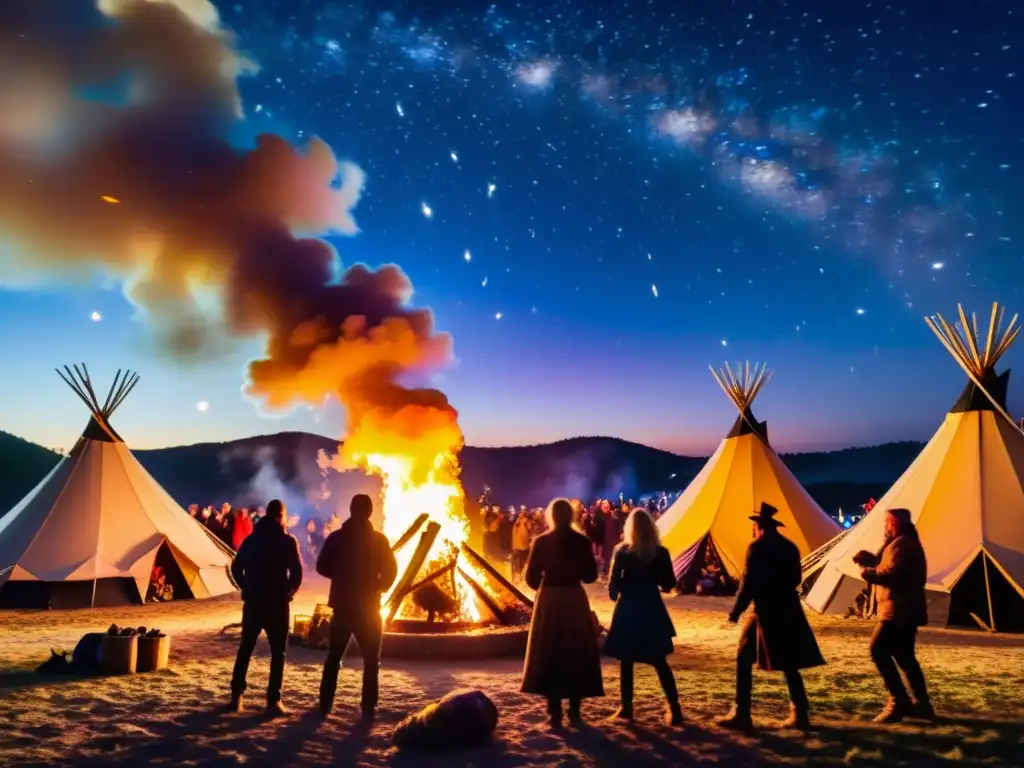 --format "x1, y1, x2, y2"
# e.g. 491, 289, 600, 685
100, 195, 120, 204
339, 408, 493, 623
